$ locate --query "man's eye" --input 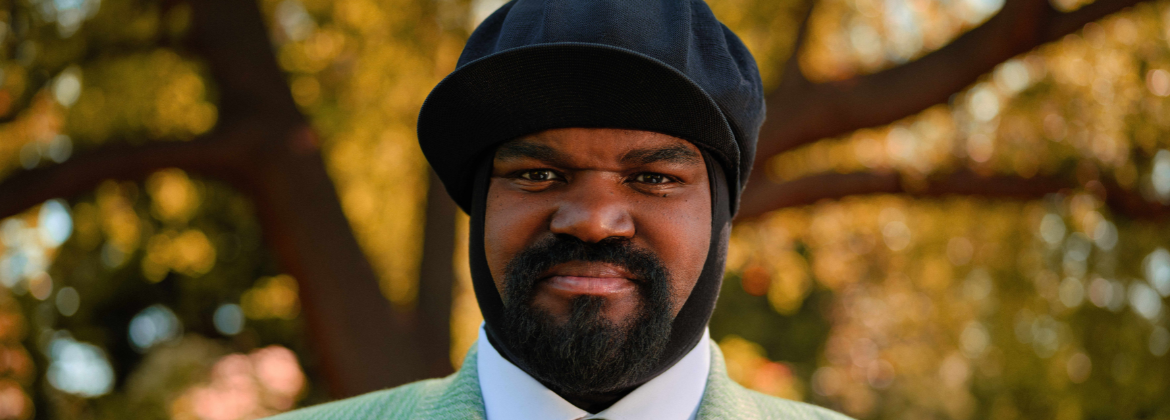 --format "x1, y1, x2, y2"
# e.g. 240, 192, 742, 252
519, 169, 559, 181
633, 173, 672, 184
